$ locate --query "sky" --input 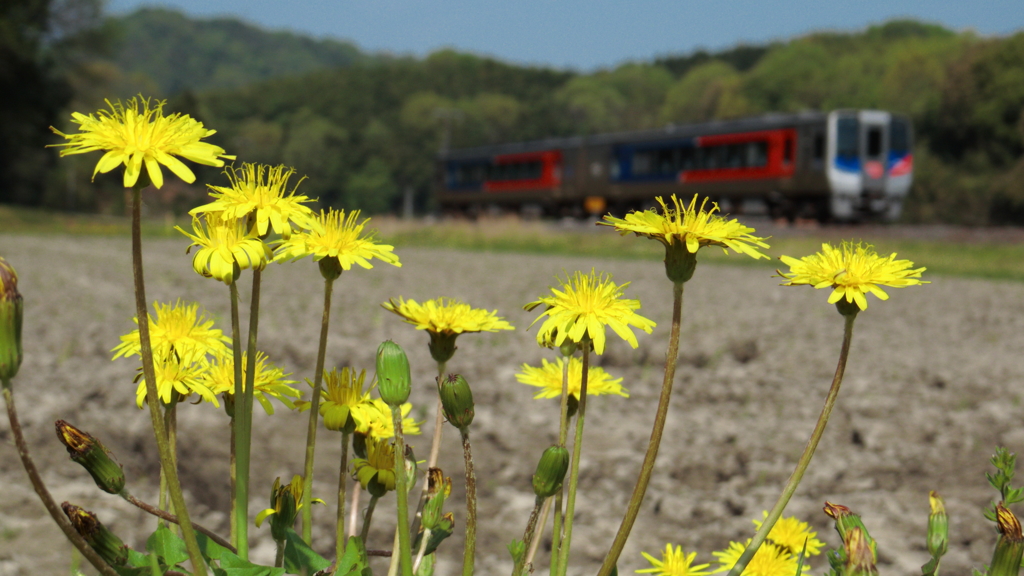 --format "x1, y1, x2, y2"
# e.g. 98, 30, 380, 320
105, 0, 1024, 71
